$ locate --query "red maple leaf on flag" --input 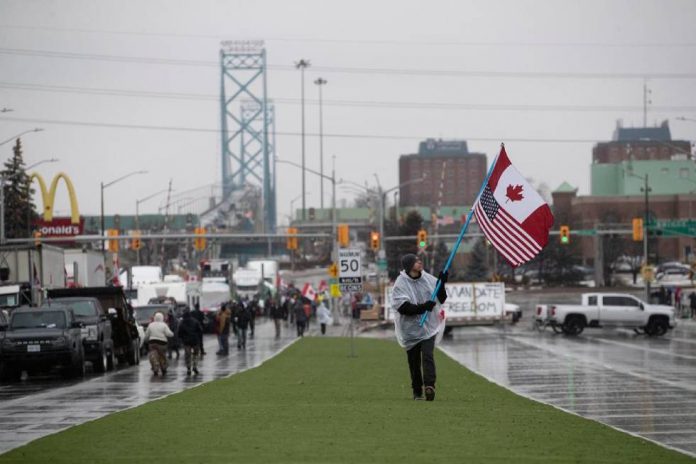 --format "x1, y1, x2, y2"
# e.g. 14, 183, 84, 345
506, 184, 524, 203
